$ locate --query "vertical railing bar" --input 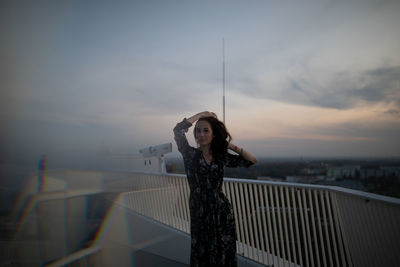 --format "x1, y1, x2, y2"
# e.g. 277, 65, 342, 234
181, 176, 190, 232
308, 189, 320, 267
264, 185, 276, 266
131, 189, 136, 212
133, 173, 138, 190
388, 202, 400, 242
302, 189, 314, 267
259, 184, 271, 265
170, 176, 177, 227
369, 200, 382, 265
381, 203, 395, 265
339, 194, 353, 267
163, 175, 171, 224
166, 176, 174, 226
132, 186, 138, 212
146, 176, 153, 218
248, 184, 261, 263
142, 175, 151, 217
152, 175, 161, 220
177, 178, 187, 232
383, 203, 399, 266
386, 203, 400, 266
354, 195, 366, 266
320, 190, 333, 267
130, 190, 134, 210
173, 177, 184, 231
326, 191, 340, 267
169, 177, 179, 229
152, 176, 162, 221
239, 182, 251, 258
297, 188, 309, 267
234, 182, 246, 256
139, 184, 145, 214
181, 177, 188, 233
183, 177, 191, 233
330, 192, 347, 267
314, 190, 327, 267
145, 175, 155, 218
291, 187, 303, 267
153, 175, 161, 220
138, 173, 143, 188
125, 190, 130, 212
285, 186, 297, 266
175, 177, 183, 229
269, 185, 281, 267
222, 181, 235, 246
280, 186, 291, 266
178, 177, 186, 232
159, 175, 169, 225
375, 204, 389, 265
153, 175, 163, 222
254, 184, 267, 265
228, 182, 241, 255
362, 199, 374, 263
244, 182, 256, 260
136, 174, 145, 214
274, 186, 286, 267
129, 187, 136, 211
